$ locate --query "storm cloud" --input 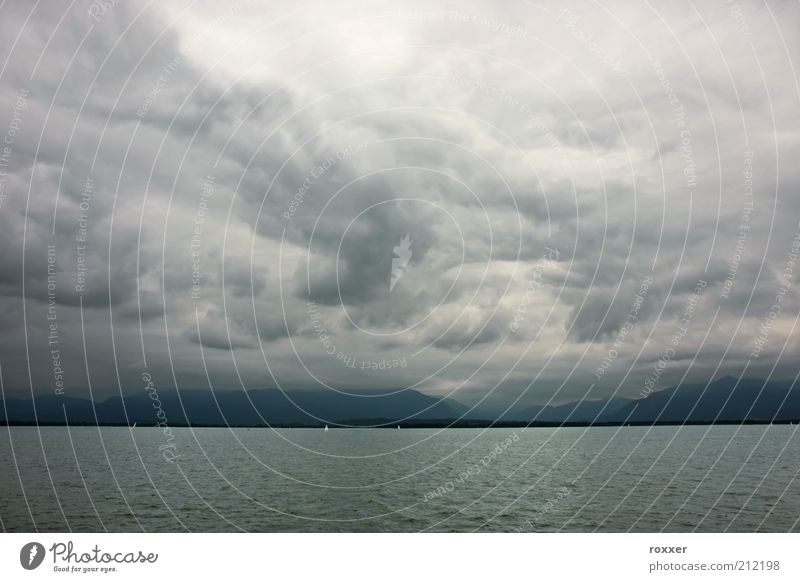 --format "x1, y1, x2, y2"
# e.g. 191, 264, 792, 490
0, 0, 798, 412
